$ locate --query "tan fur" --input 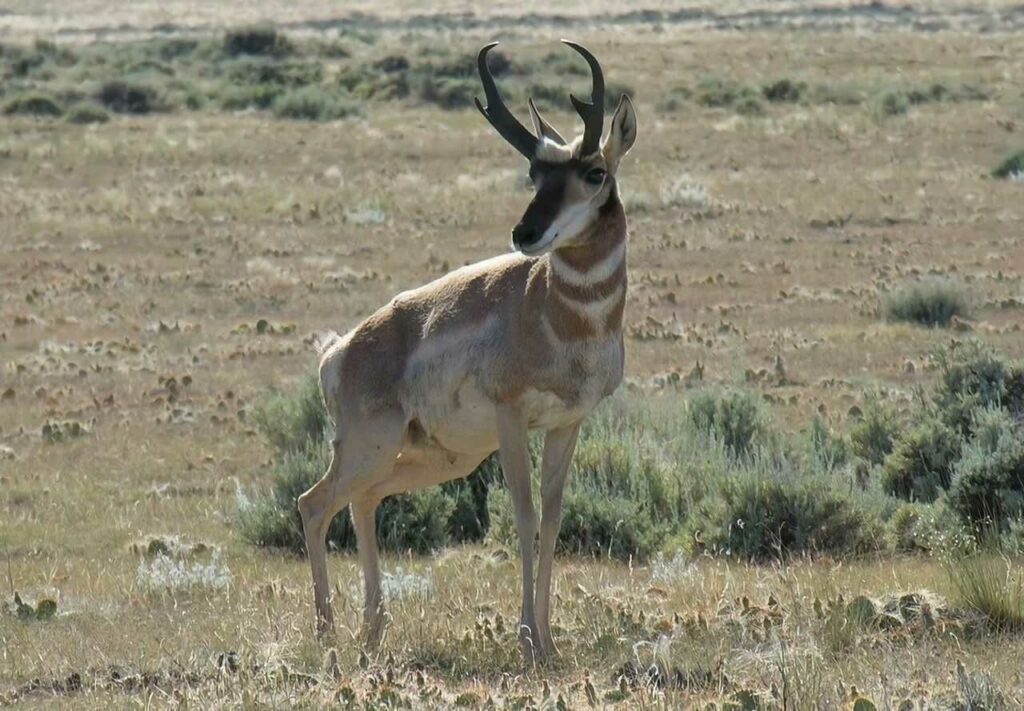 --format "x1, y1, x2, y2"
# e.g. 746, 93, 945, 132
299, 66, 637, 663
